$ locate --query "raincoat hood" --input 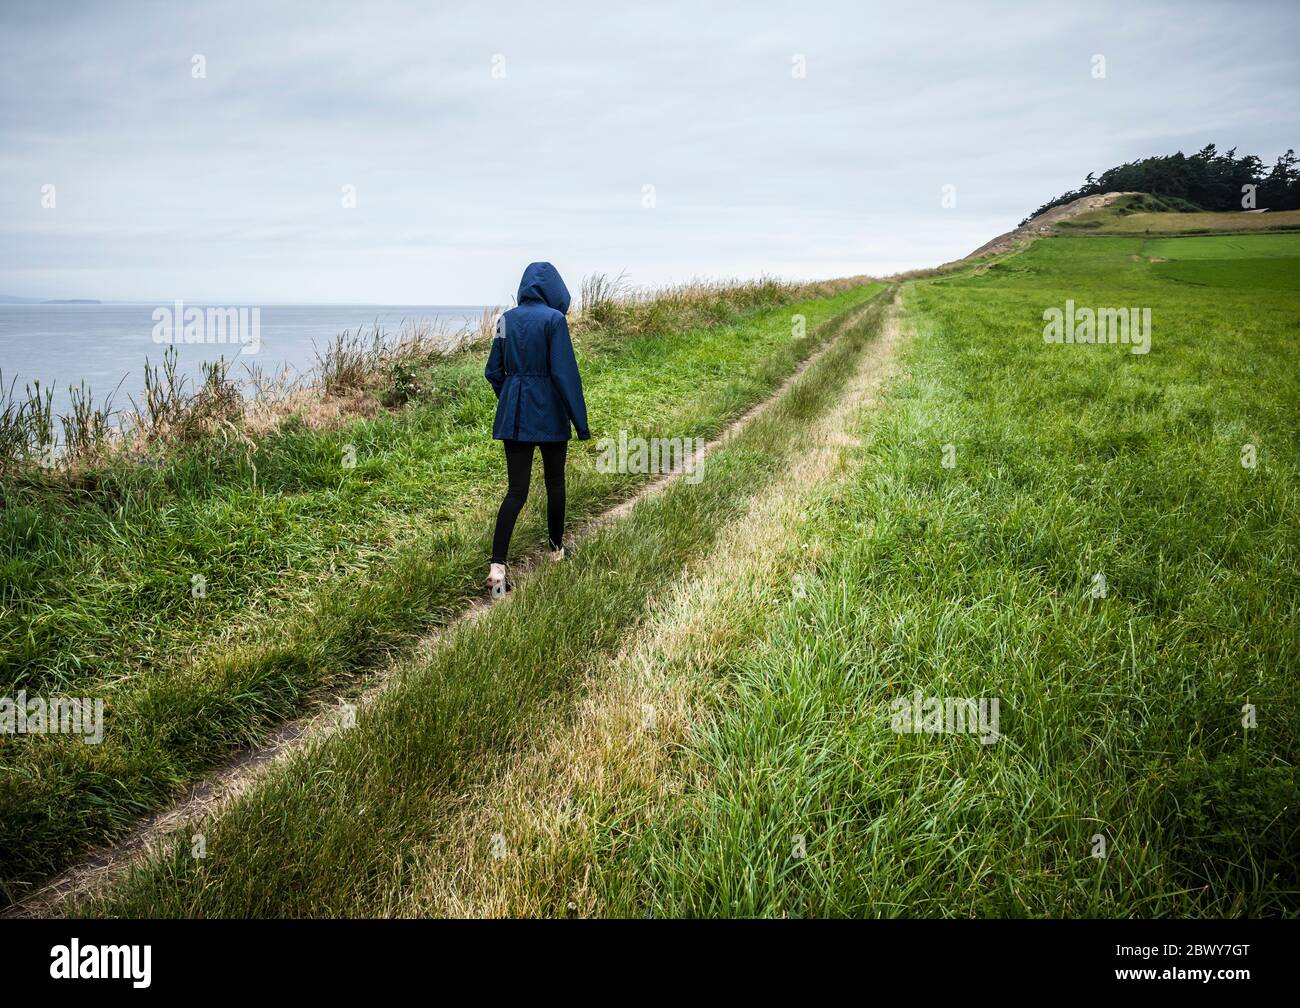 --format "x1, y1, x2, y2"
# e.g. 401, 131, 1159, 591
516, 261, 571, 314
